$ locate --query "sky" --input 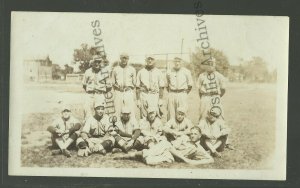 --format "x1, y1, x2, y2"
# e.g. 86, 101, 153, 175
11, 12, 289, 71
